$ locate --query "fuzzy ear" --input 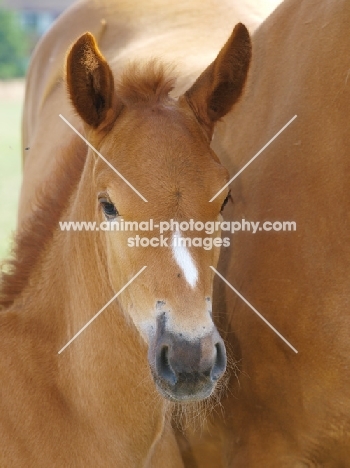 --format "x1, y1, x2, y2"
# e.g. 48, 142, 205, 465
66, 32, 122, 129
185, 23, 252, 137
